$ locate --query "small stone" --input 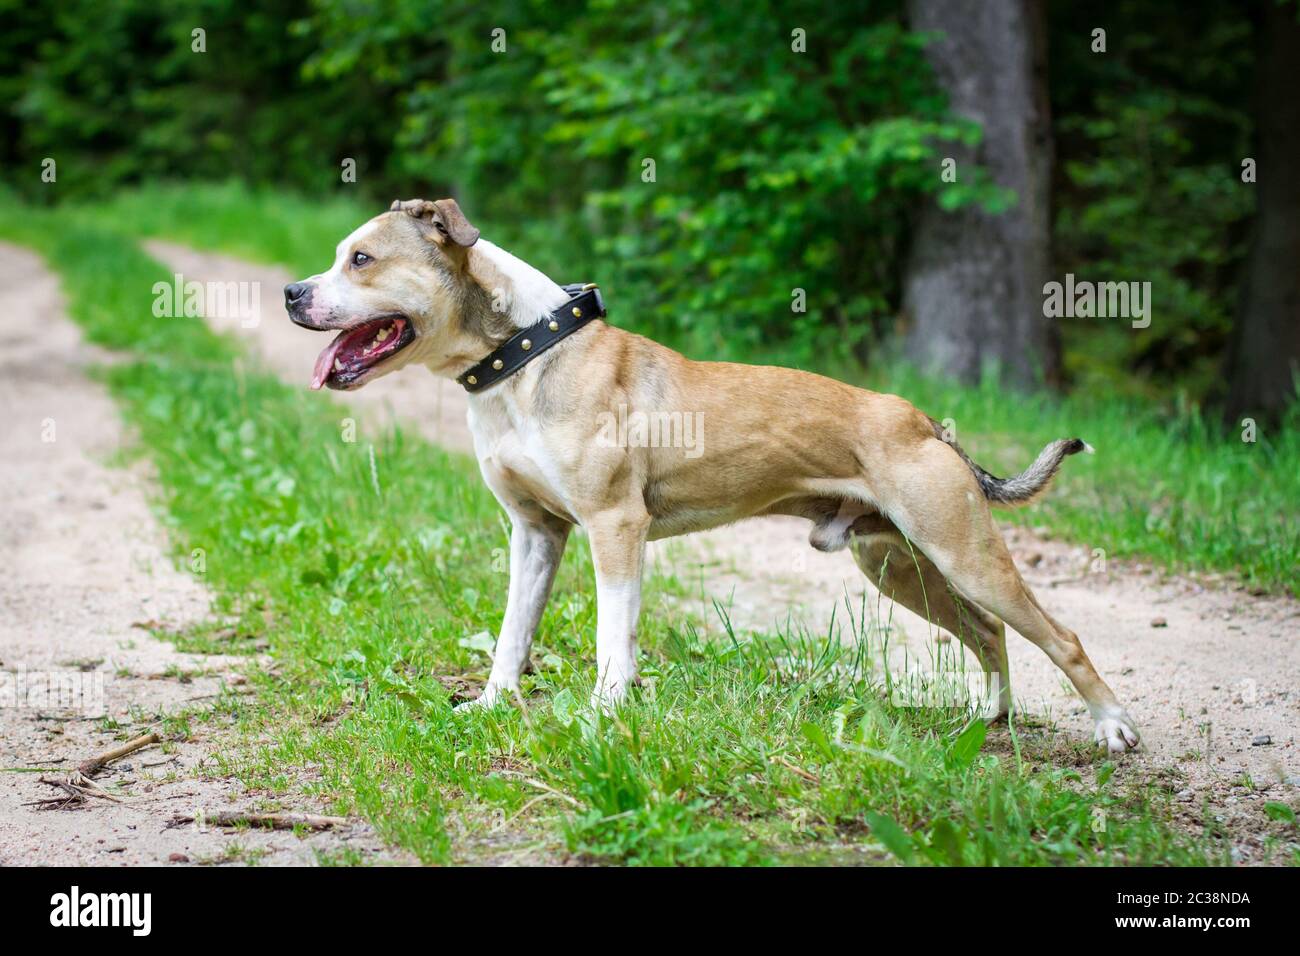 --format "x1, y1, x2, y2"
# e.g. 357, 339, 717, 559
1150, 617, 1168, 628
1251, 735, 1272, 746
1176, 789, 1194, 802
168, 853, 189, 863
1025, 552, 1043, 568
